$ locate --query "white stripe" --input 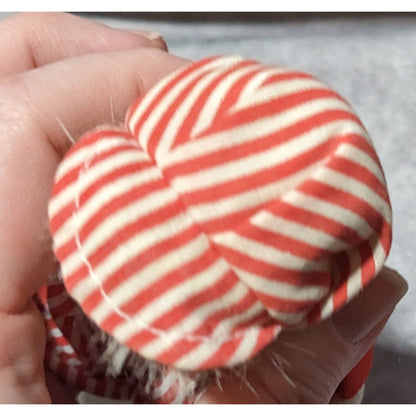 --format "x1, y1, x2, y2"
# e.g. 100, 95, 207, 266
54, 344, 76, 354
176, 302, 264, 368
336, 142, 386, 185
213, 232, 329, 272
122, 282, 250, 364
281, 190, 374, 239
345, 233, 387, 307
53, 135, 129, 184
76, 234, 211, 320
53, 166, 165, 249
231, 265, 329, 300
107, 258, 228, 330
185, 162, 320, 224
128, 56, 243, 135
66, 210, 196, 295
170, 114, 361, 195
161, 96, 359, 169
171, 379, 197, 404
318, 166, 392, 224
250, 210, 349, 252
235, 67, 288, 105
49, 328, 63, 338
50, 146, 147, 218
231, 77, 329, 112
153, 371, 179, 398
137, 56, 244, 154
191, 63, 263, 137
127, 70, 181, 132
226, 327, 261, 367
268, 309, 308, 325
155, 68, 227, 159
346, 246, 363, 302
